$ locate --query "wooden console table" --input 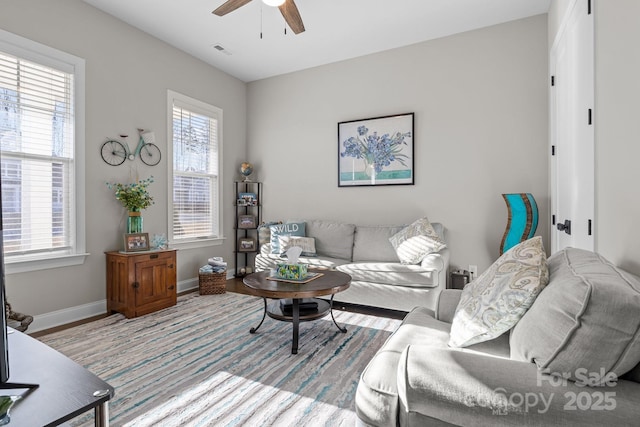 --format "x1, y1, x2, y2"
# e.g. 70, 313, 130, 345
5, 329, 114, 426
